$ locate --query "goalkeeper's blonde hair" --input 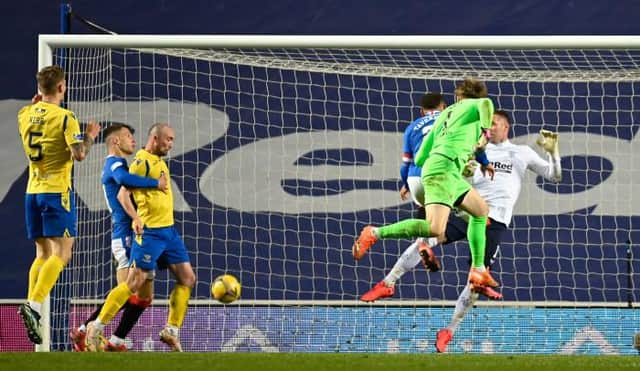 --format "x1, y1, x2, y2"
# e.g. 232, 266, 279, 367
455, 78, 488, 99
